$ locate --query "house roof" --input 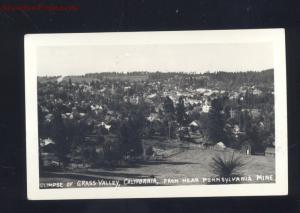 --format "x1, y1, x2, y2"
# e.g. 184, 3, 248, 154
190, 121, 199, 127
189, 120, 202, 128
215, 141, 226, 148
40, 138, 55, 147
